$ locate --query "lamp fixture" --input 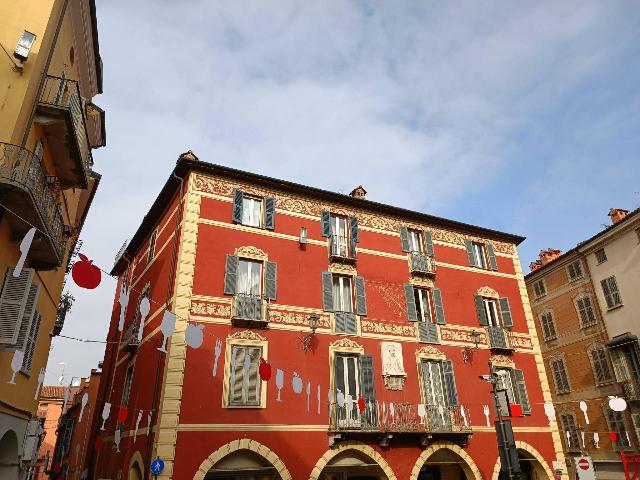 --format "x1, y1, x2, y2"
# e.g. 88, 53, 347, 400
462, 329, 481, 363
300, 314, 319, 351
12, 30, 36, 71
